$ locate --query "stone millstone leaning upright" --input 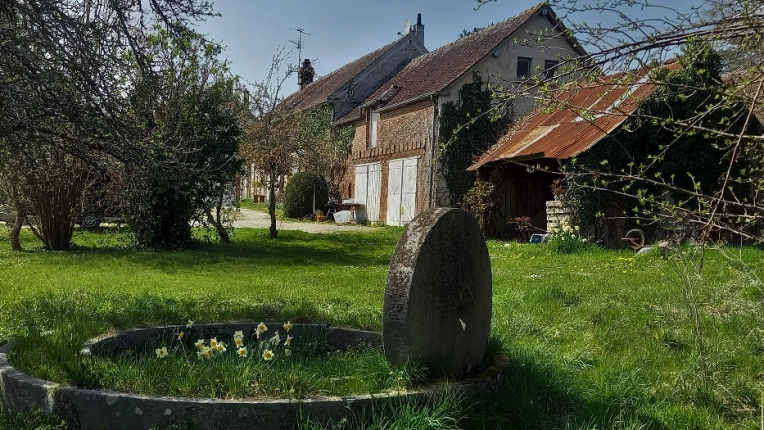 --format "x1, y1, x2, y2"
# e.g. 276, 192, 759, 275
383, 208, 492, 375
